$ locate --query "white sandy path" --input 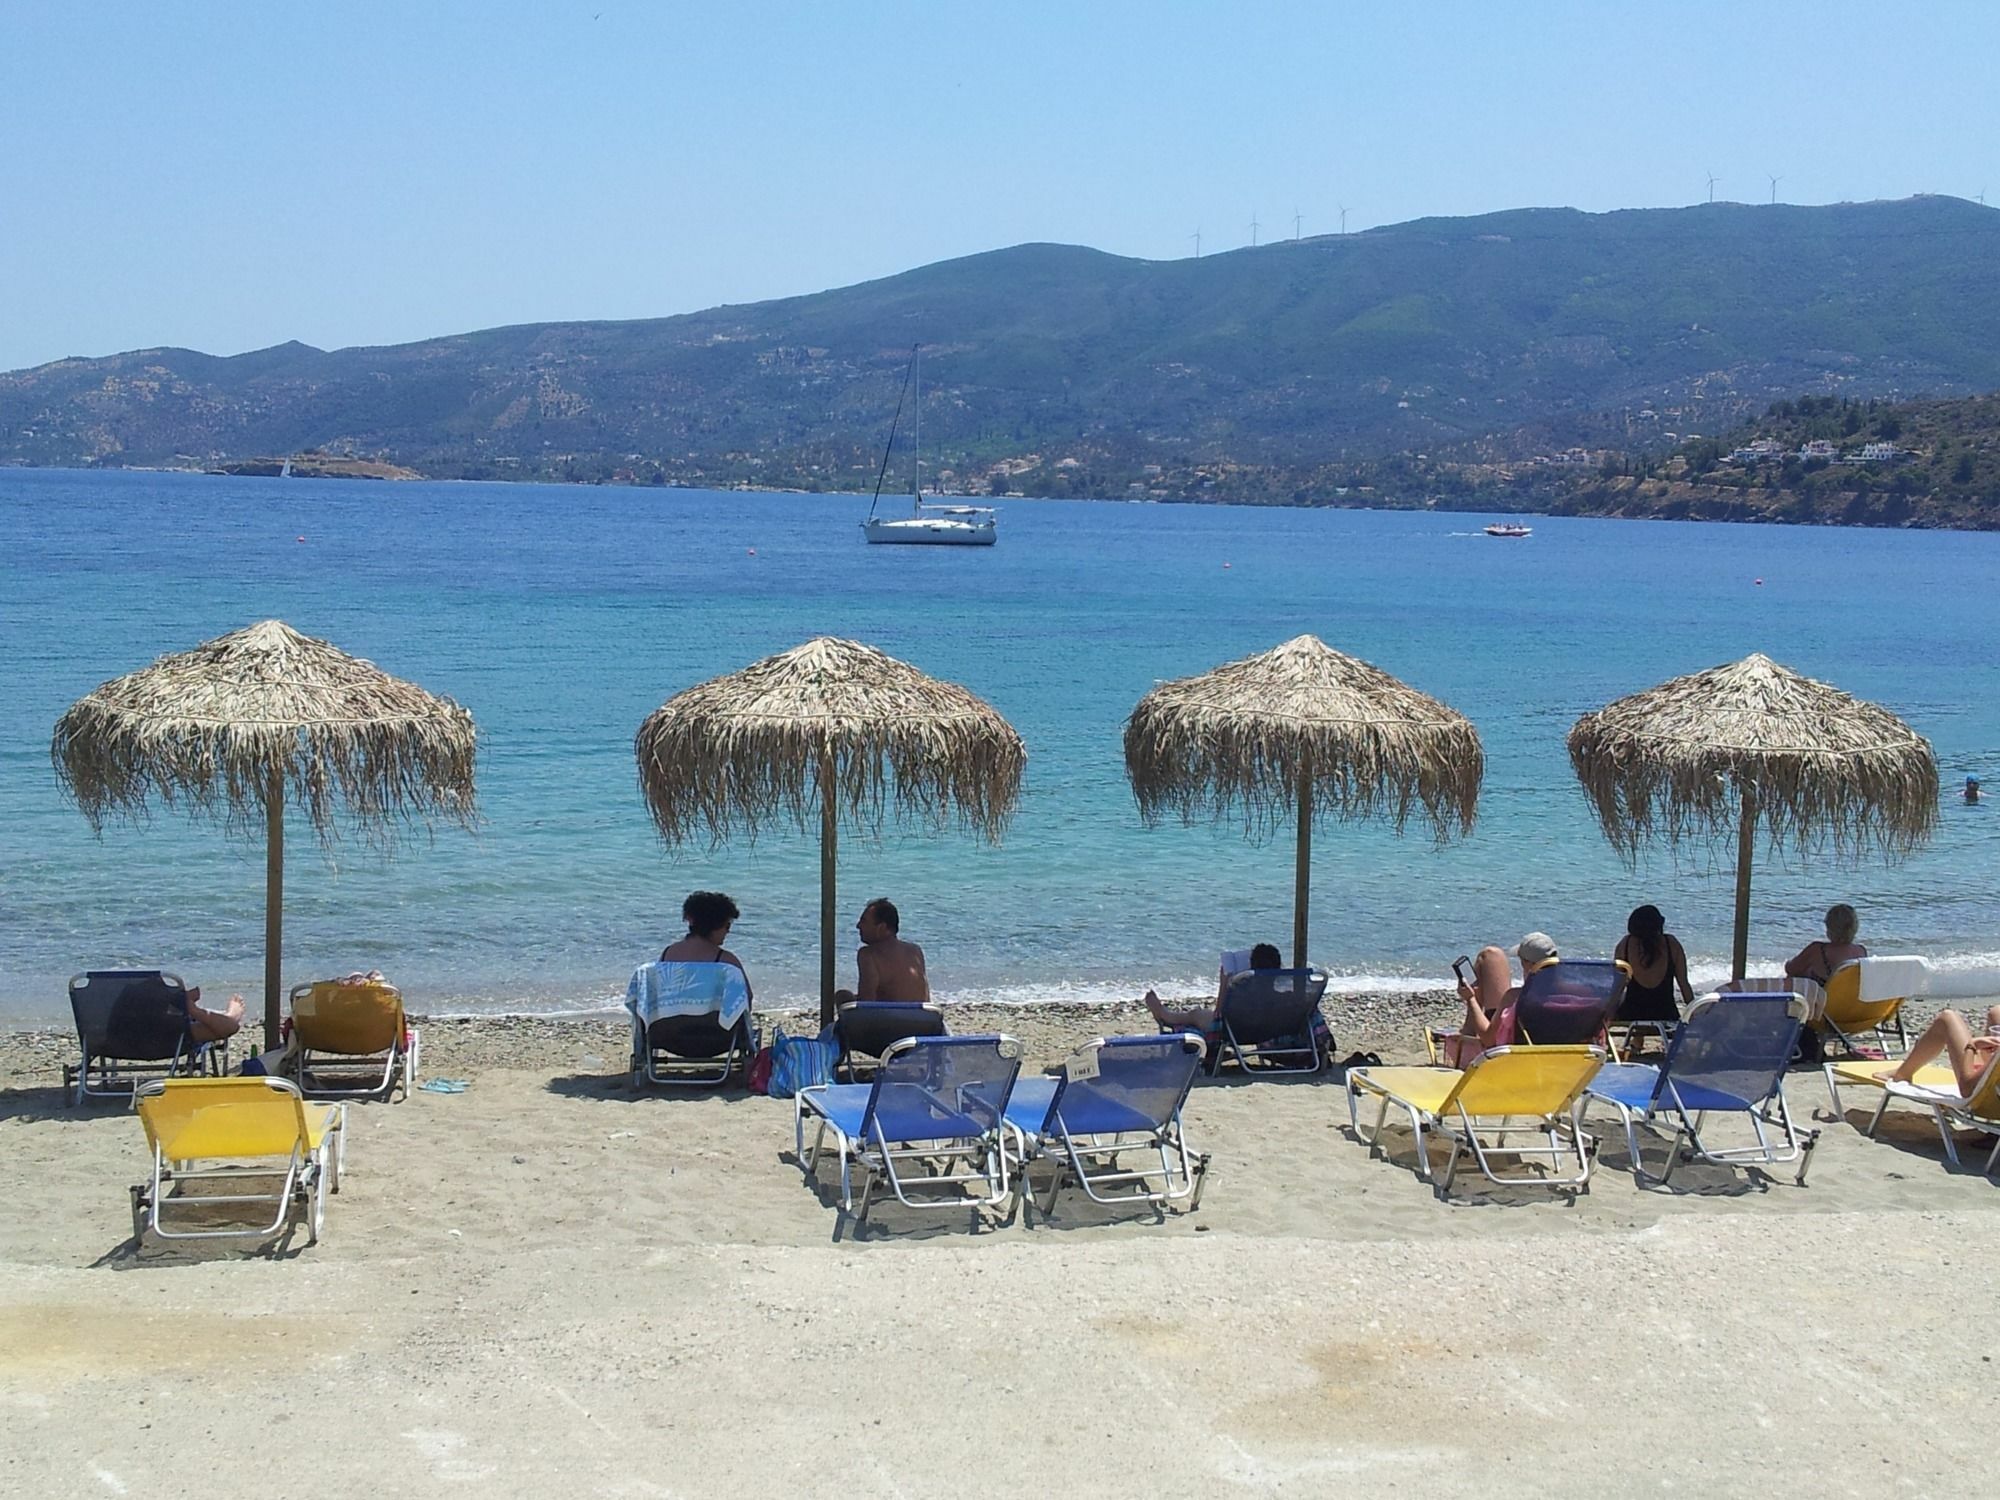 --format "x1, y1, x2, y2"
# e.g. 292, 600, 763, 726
3, 1065, 1997, 1498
